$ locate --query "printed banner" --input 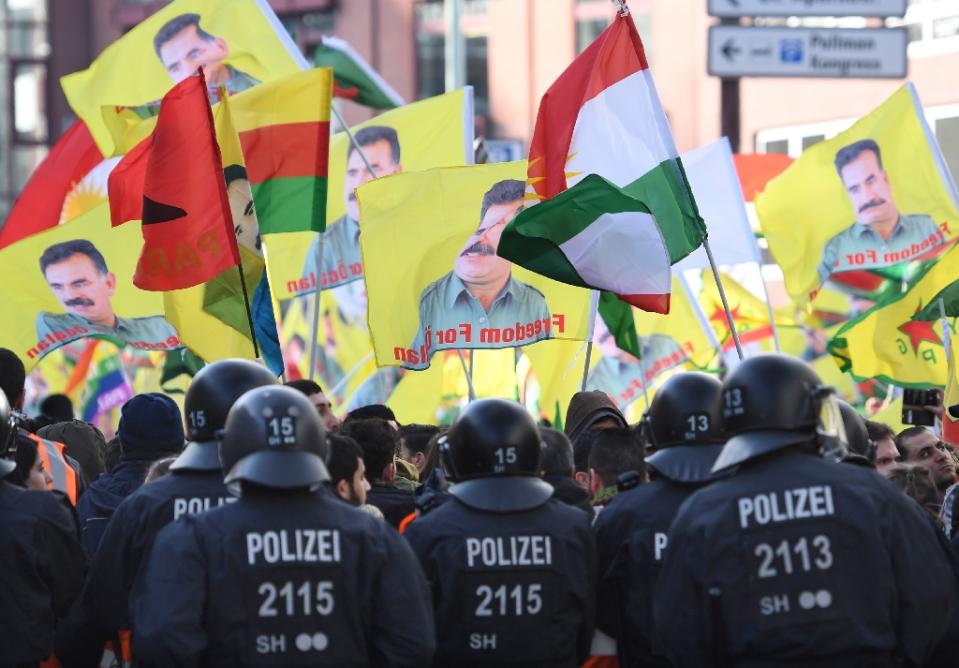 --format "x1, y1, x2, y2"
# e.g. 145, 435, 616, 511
263, 88, 474, 302
357, 162, 592, 369
0, 203, 181, 370
756, 84, 959, 302
61, 0, 305, 156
